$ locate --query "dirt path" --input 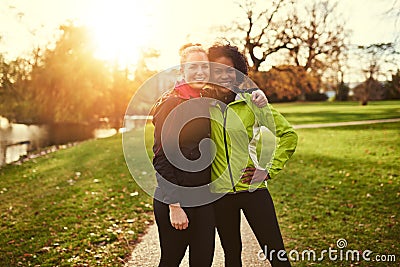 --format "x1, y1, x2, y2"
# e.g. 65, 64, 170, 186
125, 213, 270, 267
293, 118, 400, 129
